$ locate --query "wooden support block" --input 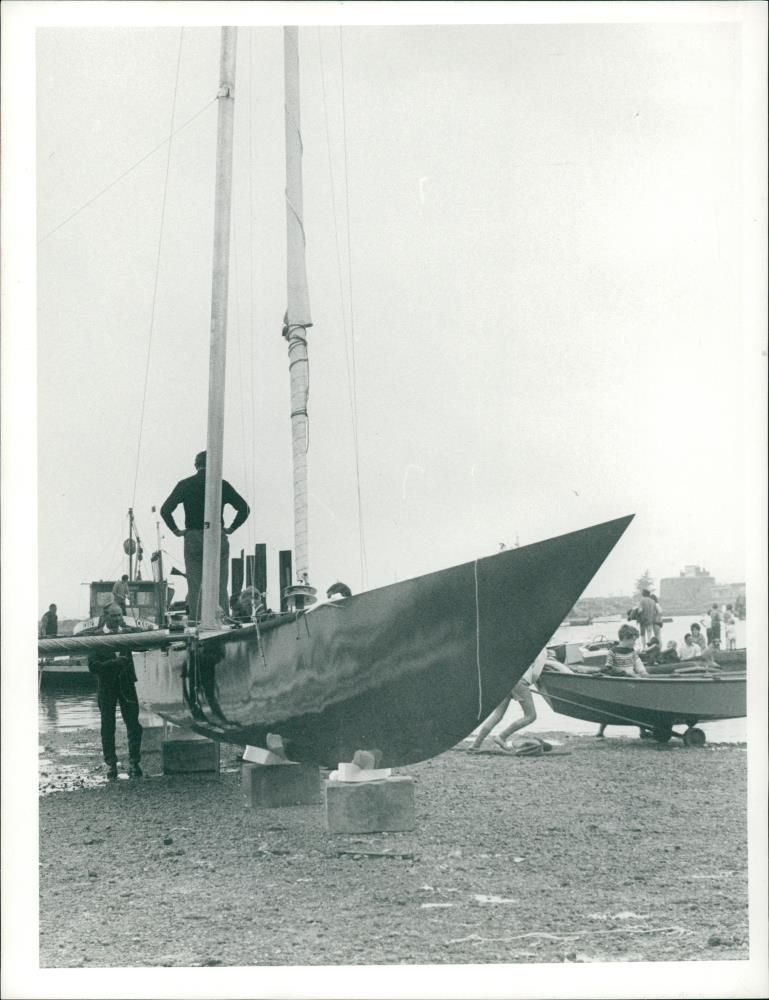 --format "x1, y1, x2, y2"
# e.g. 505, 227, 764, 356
161, 732, 220, 774
324, 776, 416, 834
241, 762, 321, 808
